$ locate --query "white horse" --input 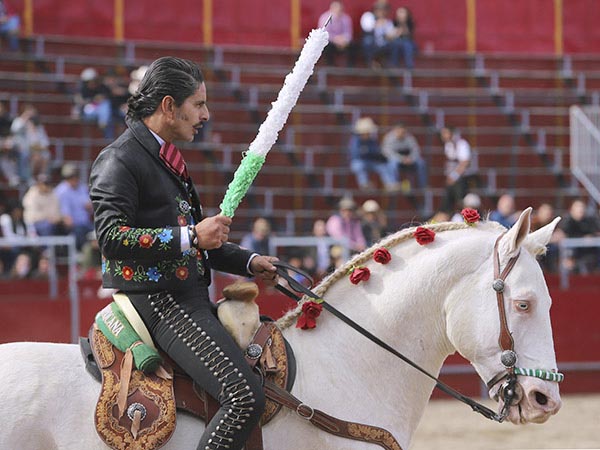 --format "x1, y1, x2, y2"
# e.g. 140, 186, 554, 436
0, 208, 563, 450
